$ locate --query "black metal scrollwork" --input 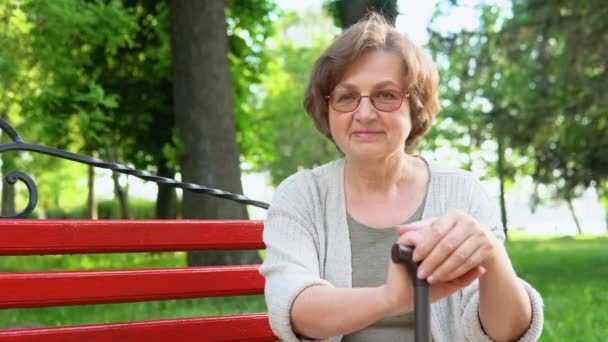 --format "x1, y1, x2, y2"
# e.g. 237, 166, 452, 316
0, 118, 269, 219
0, 171, 38, 218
